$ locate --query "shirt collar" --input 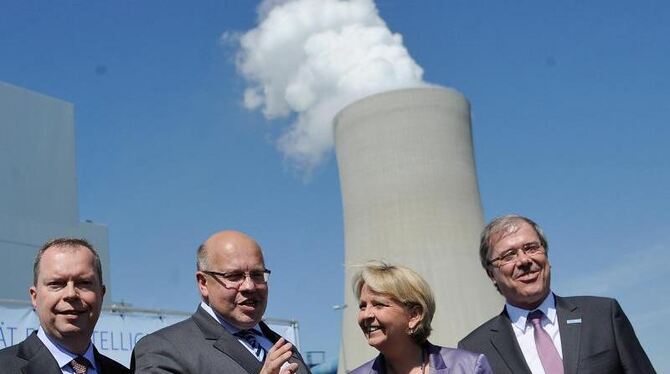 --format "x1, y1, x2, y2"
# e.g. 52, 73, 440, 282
199, 301, 263, 335
505, 292, 557, 333
37, 327, 96, 371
